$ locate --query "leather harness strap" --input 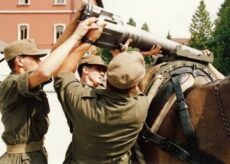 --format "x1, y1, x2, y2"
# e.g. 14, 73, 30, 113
141, 124, 224, 164
6, 140, 44, 154
171, 75, 197, 144
141, 126, 190, 161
